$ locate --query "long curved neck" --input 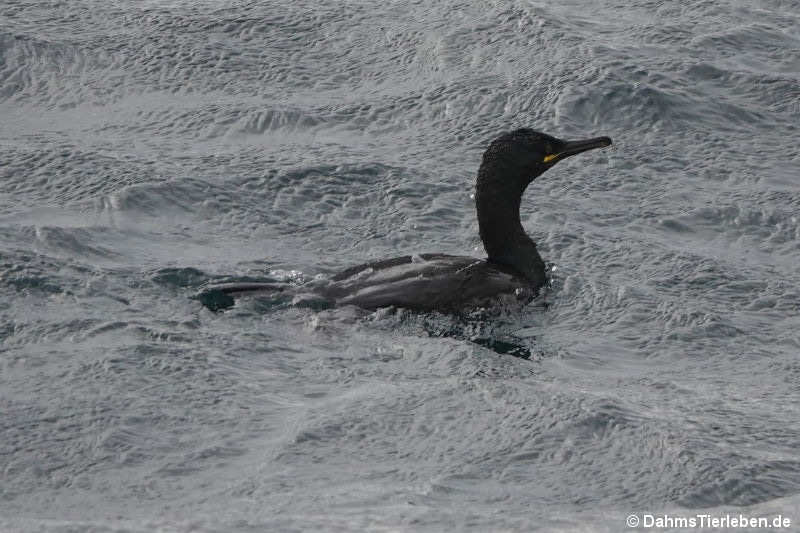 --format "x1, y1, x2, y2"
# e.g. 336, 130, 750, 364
474, 162, 546, 288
